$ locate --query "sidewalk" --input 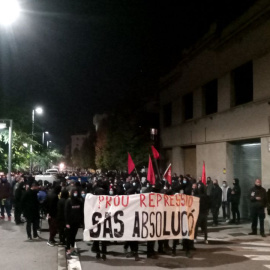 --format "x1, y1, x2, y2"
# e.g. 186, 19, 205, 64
0, 215, 64, 270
